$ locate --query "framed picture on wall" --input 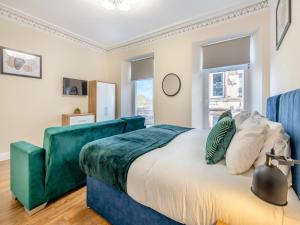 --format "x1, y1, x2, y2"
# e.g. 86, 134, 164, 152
276, 0, 292, 50
0, 47, 42, 79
